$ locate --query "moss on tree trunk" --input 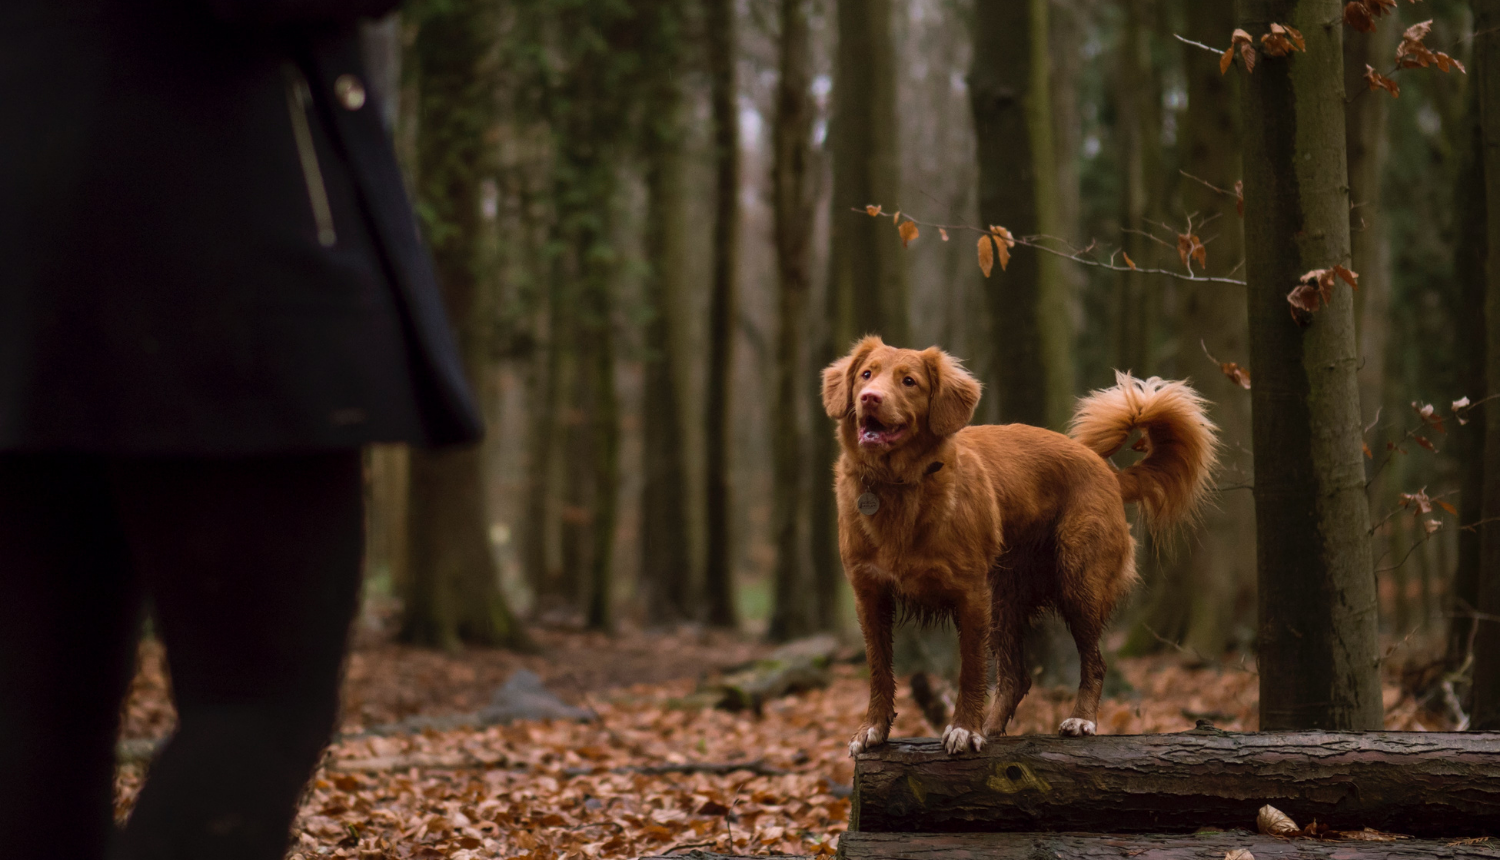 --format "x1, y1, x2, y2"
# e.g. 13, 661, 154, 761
1239, 0, 1380, 730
